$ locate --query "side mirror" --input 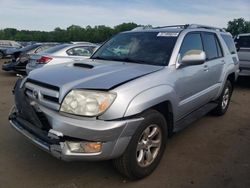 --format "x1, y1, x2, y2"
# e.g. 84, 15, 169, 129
181, 50, 206, 67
